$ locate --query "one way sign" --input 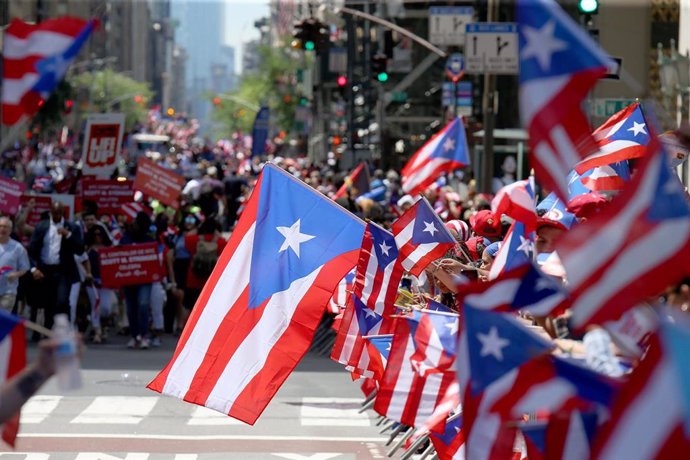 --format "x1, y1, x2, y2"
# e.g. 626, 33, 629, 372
464, 23, 518, 75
